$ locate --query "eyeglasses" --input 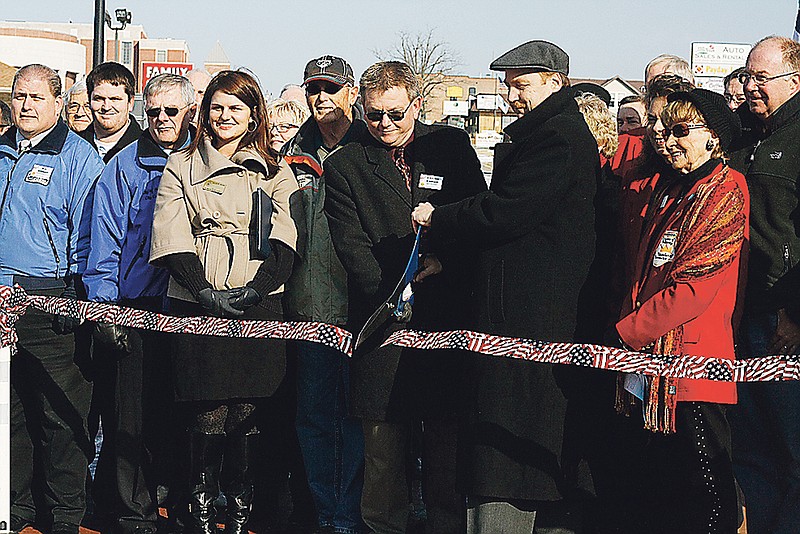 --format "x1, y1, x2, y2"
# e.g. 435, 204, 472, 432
305, 82, 344, 95
66, 103, 91, 113
724, 93, 746, 105
666, 122, 707, 138
737, 70, 798, 87
145, 104, 189, 118
269, 123, 299, 134
365, 99, 415, 123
